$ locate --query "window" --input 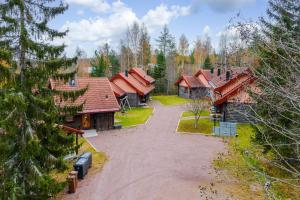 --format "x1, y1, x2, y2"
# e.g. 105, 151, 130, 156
69, 79, 76, 86
184, 87, 188, 93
